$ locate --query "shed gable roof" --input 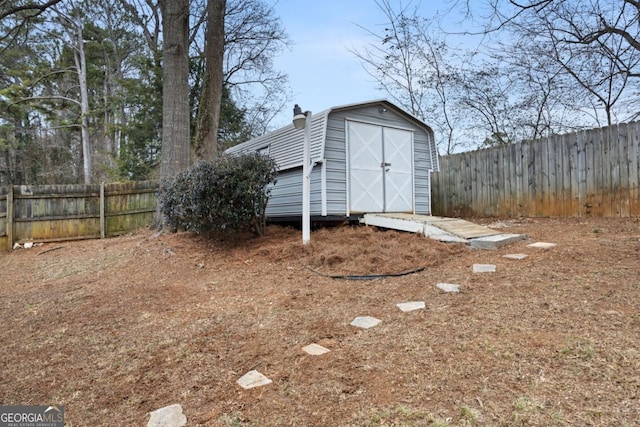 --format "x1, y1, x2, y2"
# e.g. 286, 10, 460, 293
225, 99, 438, 171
